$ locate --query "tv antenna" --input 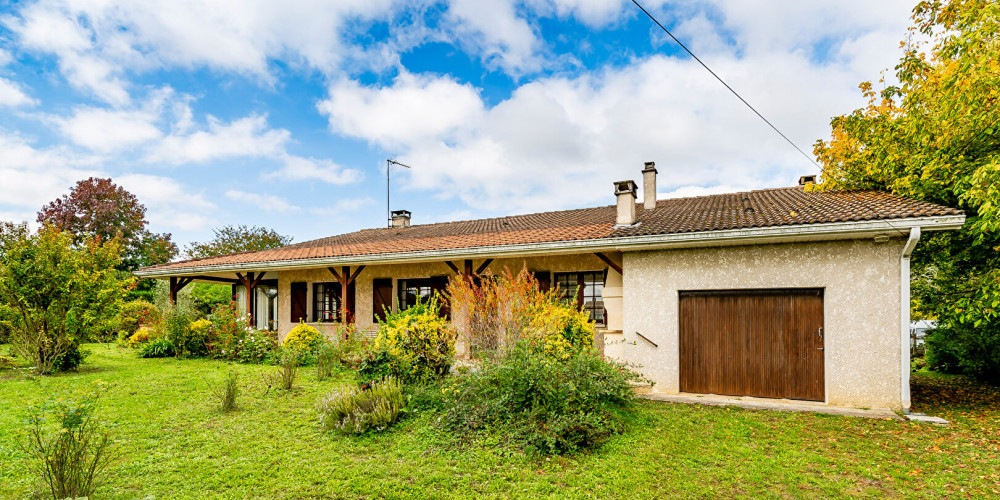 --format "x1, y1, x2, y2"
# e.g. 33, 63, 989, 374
386, 158, 412, 227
